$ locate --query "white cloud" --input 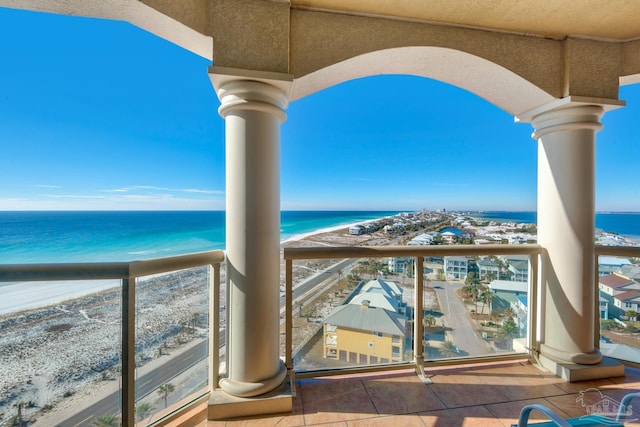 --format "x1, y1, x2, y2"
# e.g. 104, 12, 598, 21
101, 186, 223, 195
